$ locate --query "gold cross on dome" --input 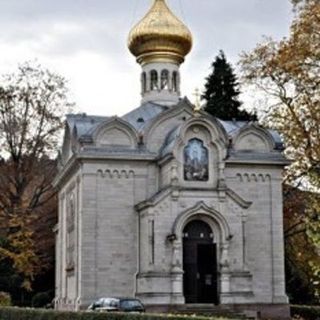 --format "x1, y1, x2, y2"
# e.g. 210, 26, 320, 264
193, 88, 202, 112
